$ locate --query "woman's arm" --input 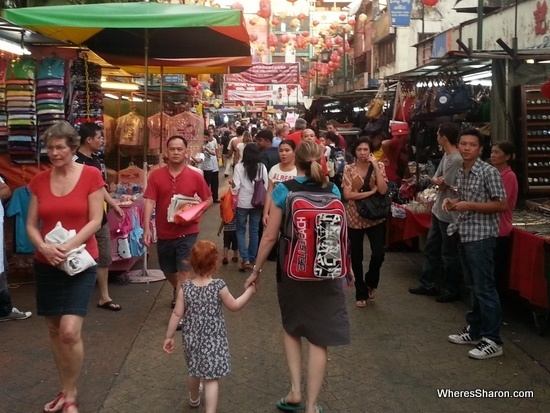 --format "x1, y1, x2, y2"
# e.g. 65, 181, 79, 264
244, 205, 283, 288
229, 165, 242, 195
220, 284, 256, 312
372, 158, 388, 195
342, 165, 377, 201
262, 178, 275, 227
